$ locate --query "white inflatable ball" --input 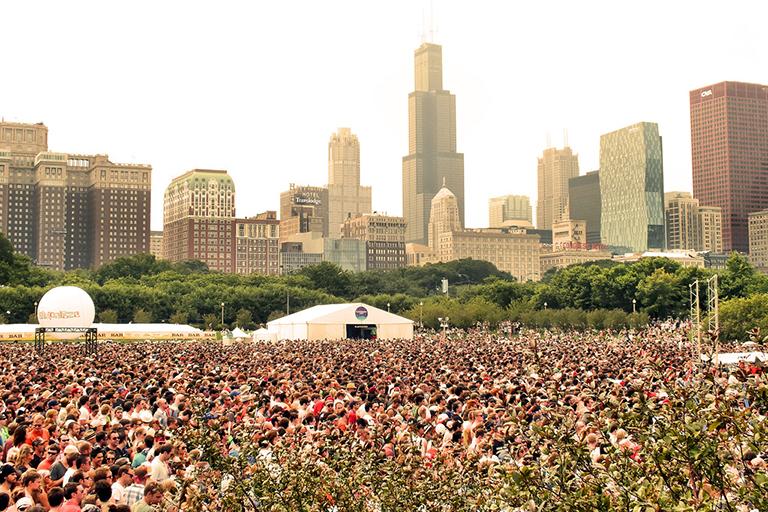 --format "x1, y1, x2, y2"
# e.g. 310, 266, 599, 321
37, 286, 96, 328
